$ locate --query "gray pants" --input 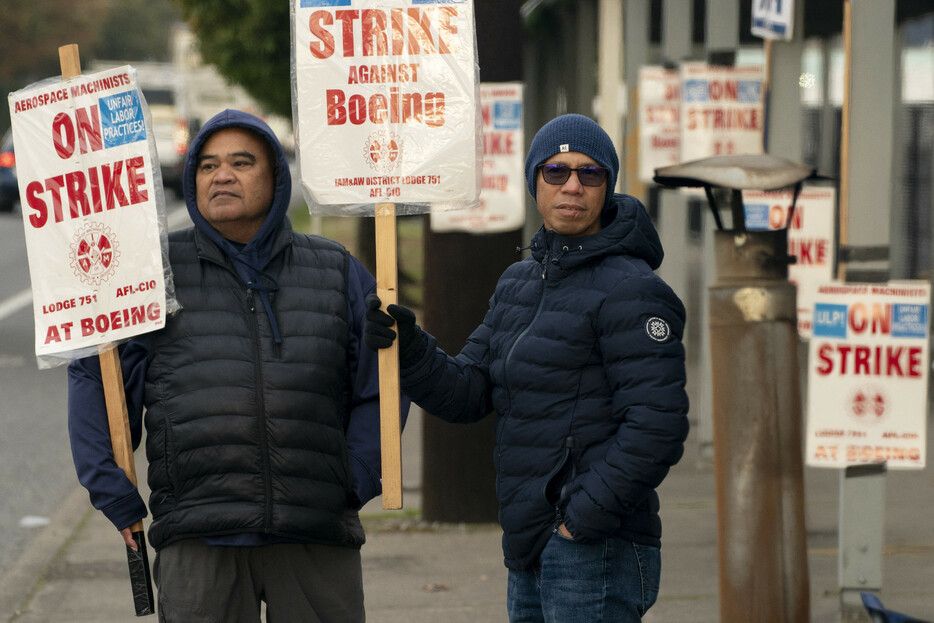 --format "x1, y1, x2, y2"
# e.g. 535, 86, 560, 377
153, 539, 364, 623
